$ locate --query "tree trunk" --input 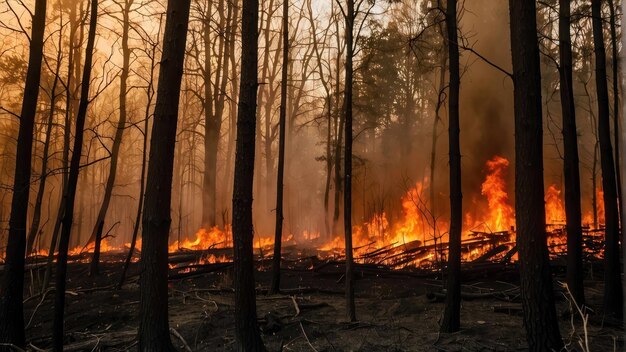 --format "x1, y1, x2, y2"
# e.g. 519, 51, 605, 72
53, 0, 97, 349
89, 0, 133, 276
592, 0, 623, 320
43, 0, 82, 290
270, 0, 289, 295
223, 0, 240, 219
441, 0, 462, 333
26, 15, 63, 256
333, 16, 344, 233
607, 0, 623, 234
558, 0, 585, 307
118, 16, 162, 289
343, 0, 356, 323
430, 17, 447, 220
508, 0, 564, 350
232, 0, 266, 348
0, 0, 47, 348
137, 0, 190, 350
201, 0, 216, 228
592, 141, 599, 228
